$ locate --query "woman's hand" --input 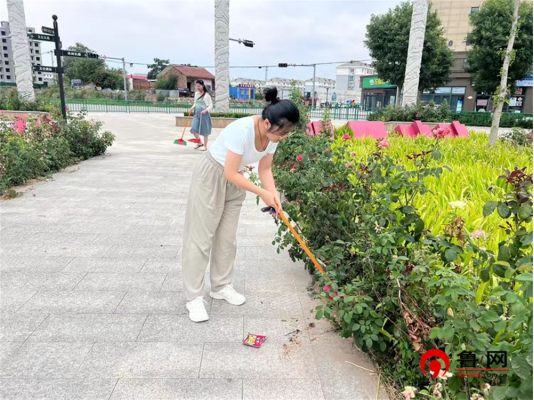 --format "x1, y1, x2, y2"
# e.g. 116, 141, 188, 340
201, 110, 208, 115
189, 108, 194, 115
260, 189, 282, 211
